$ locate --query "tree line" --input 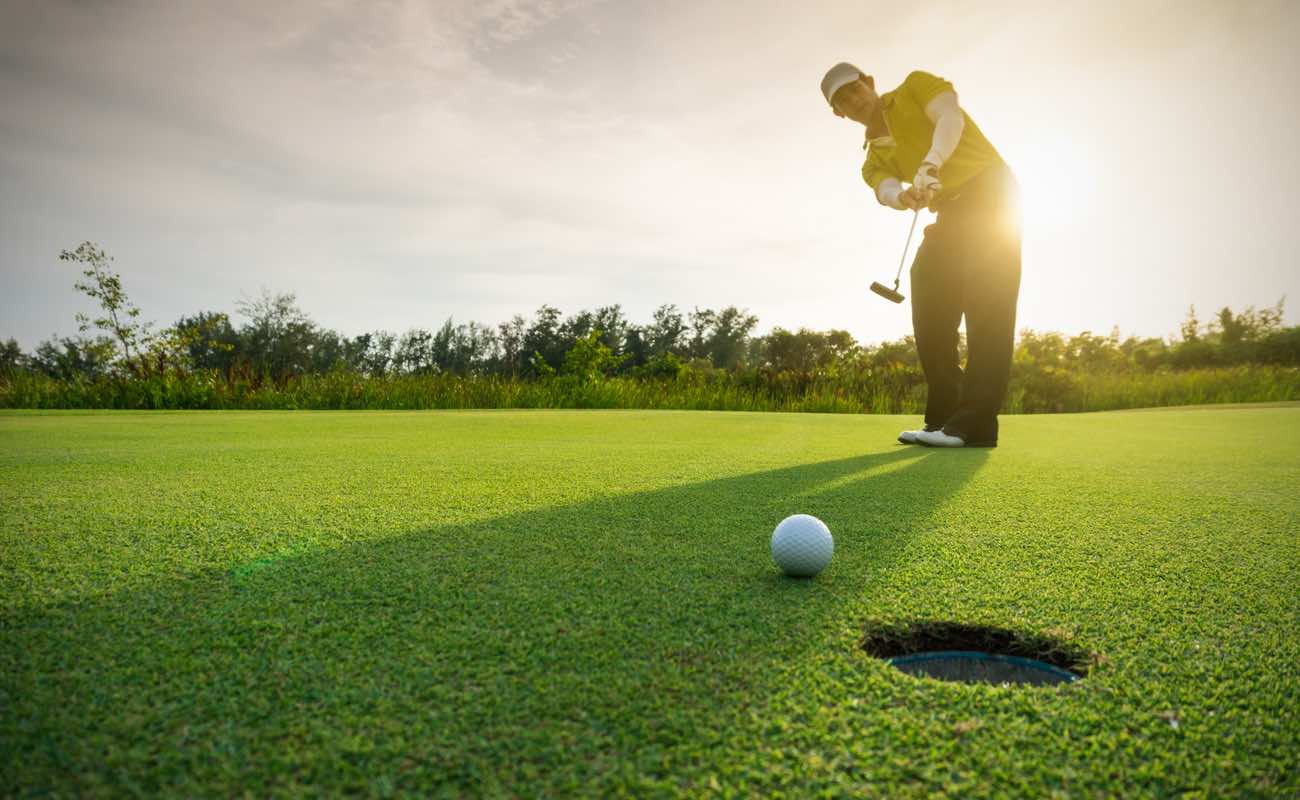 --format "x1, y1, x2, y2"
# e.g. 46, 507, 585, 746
3, 242, 1299, 388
